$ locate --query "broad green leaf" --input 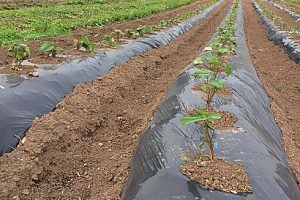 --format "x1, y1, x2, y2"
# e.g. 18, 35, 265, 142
205, 55, 217, 63
206, 112, 221, 120
193, 57, 203, 66
209, 78, 225, 89
180, 116, 207, 125
217, 48, 231, 55
40, 41, 54, 52
103, 34, 110, 41
82, 35, 90, 45
200, 84, 209, 92
193, 69, 212, 78
225, 63, 233, 76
